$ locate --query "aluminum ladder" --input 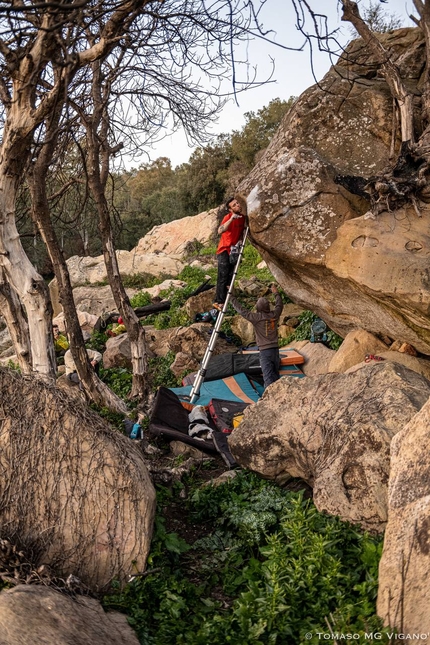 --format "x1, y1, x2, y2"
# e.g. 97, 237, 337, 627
189, 226, 249, 404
